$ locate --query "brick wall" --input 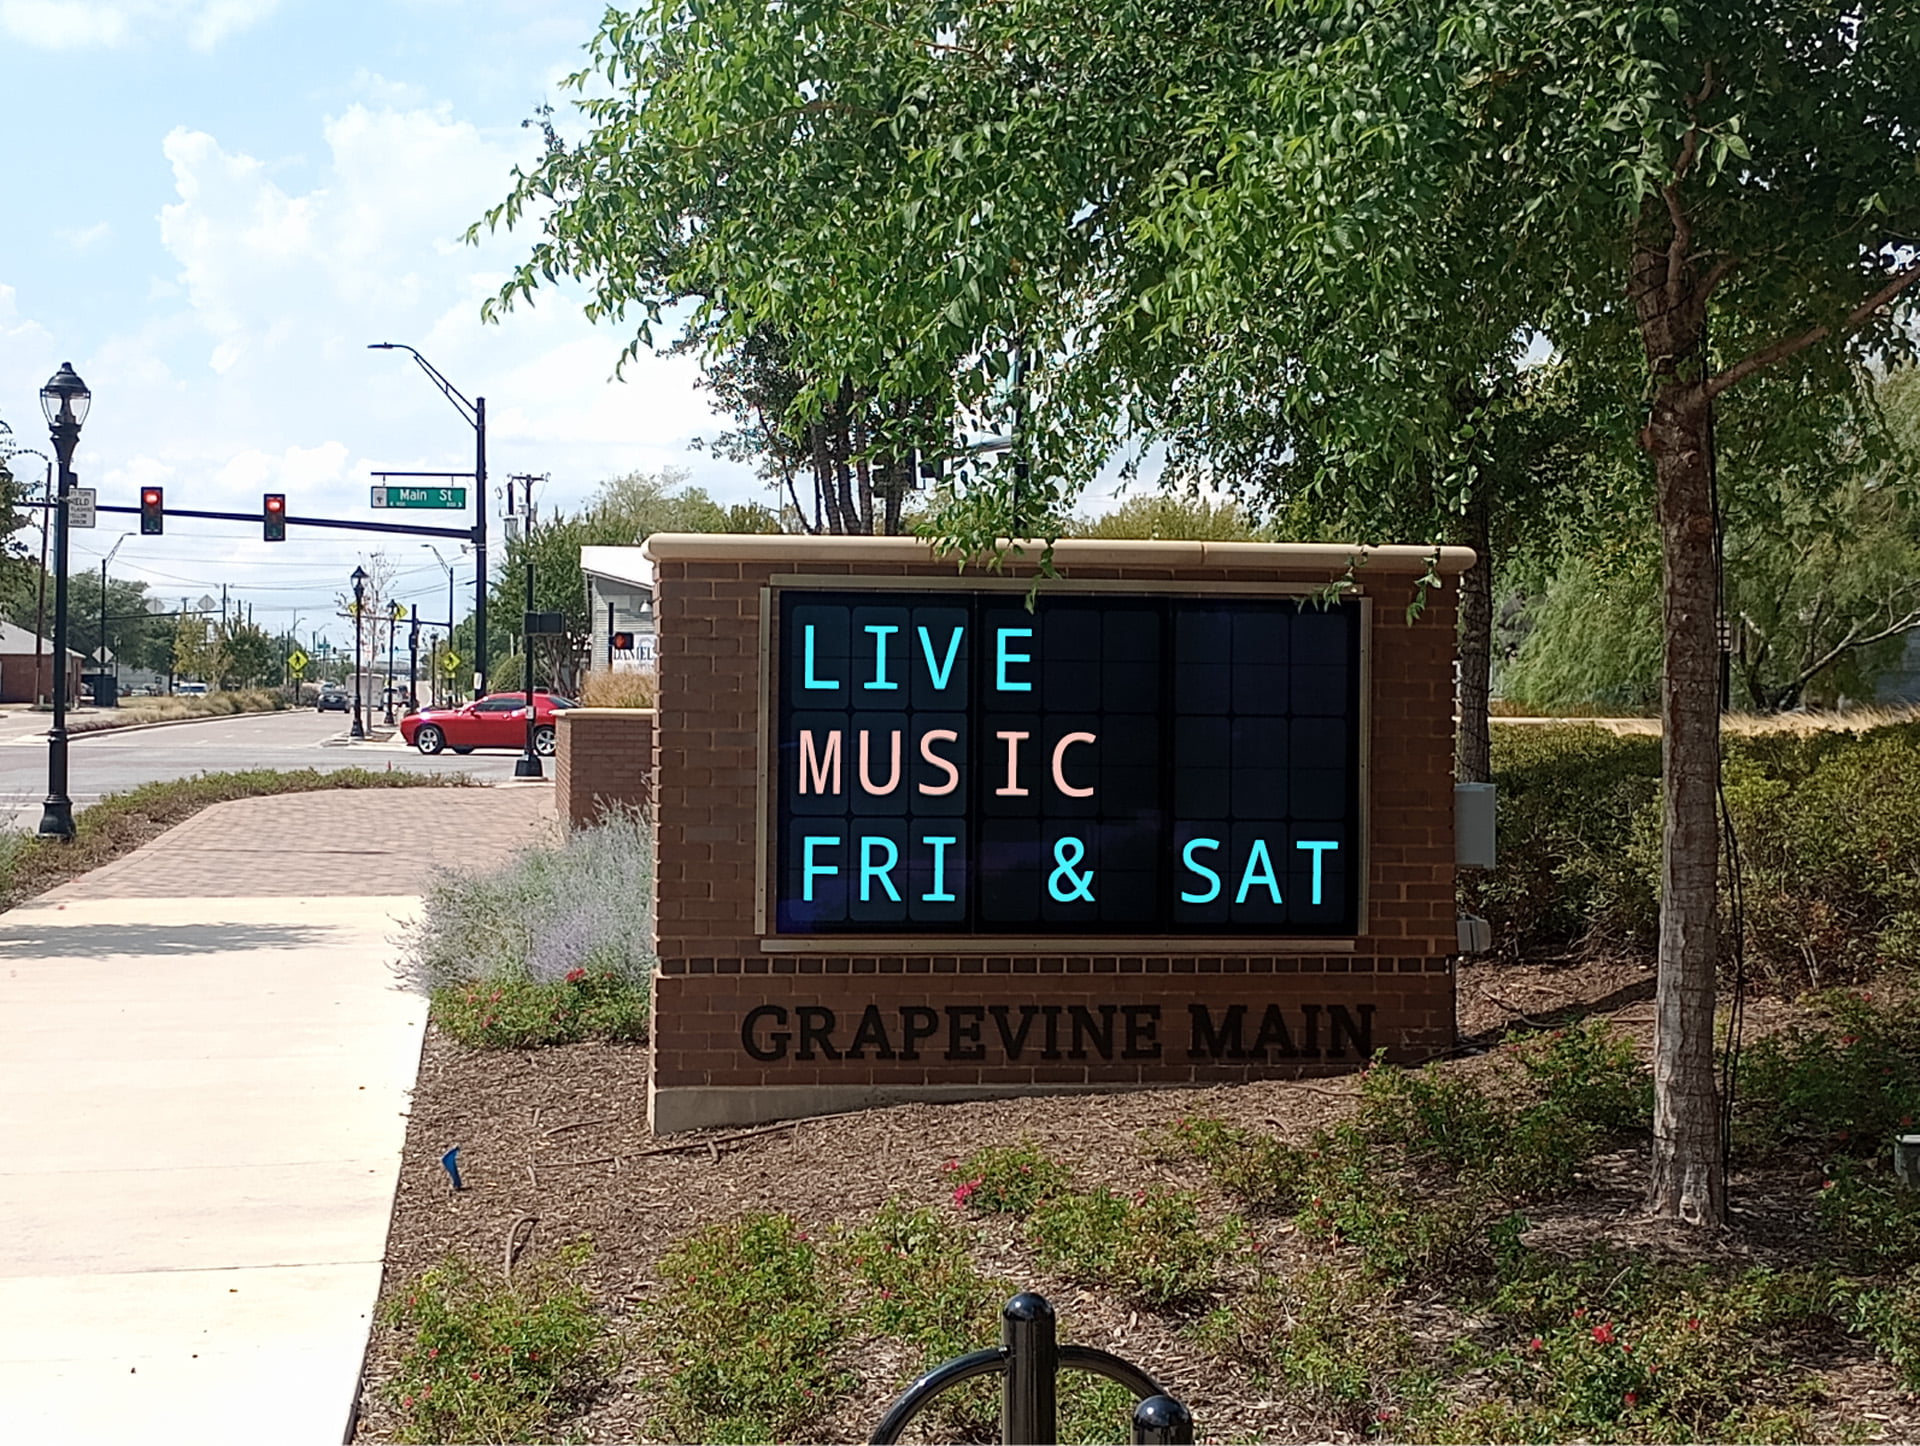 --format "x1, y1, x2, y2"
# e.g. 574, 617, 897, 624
635, 536, 1474, 1131
555, 708, 655, 828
